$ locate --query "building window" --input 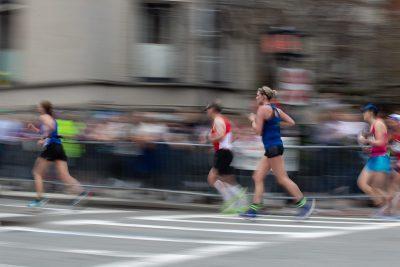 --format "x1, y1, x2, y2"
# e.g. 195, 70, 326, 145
195, 7, 224, 84
0, 0, 24, 84
141, 3, 172, 44
0, 11, 12, 50
0, 0, 22, 50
